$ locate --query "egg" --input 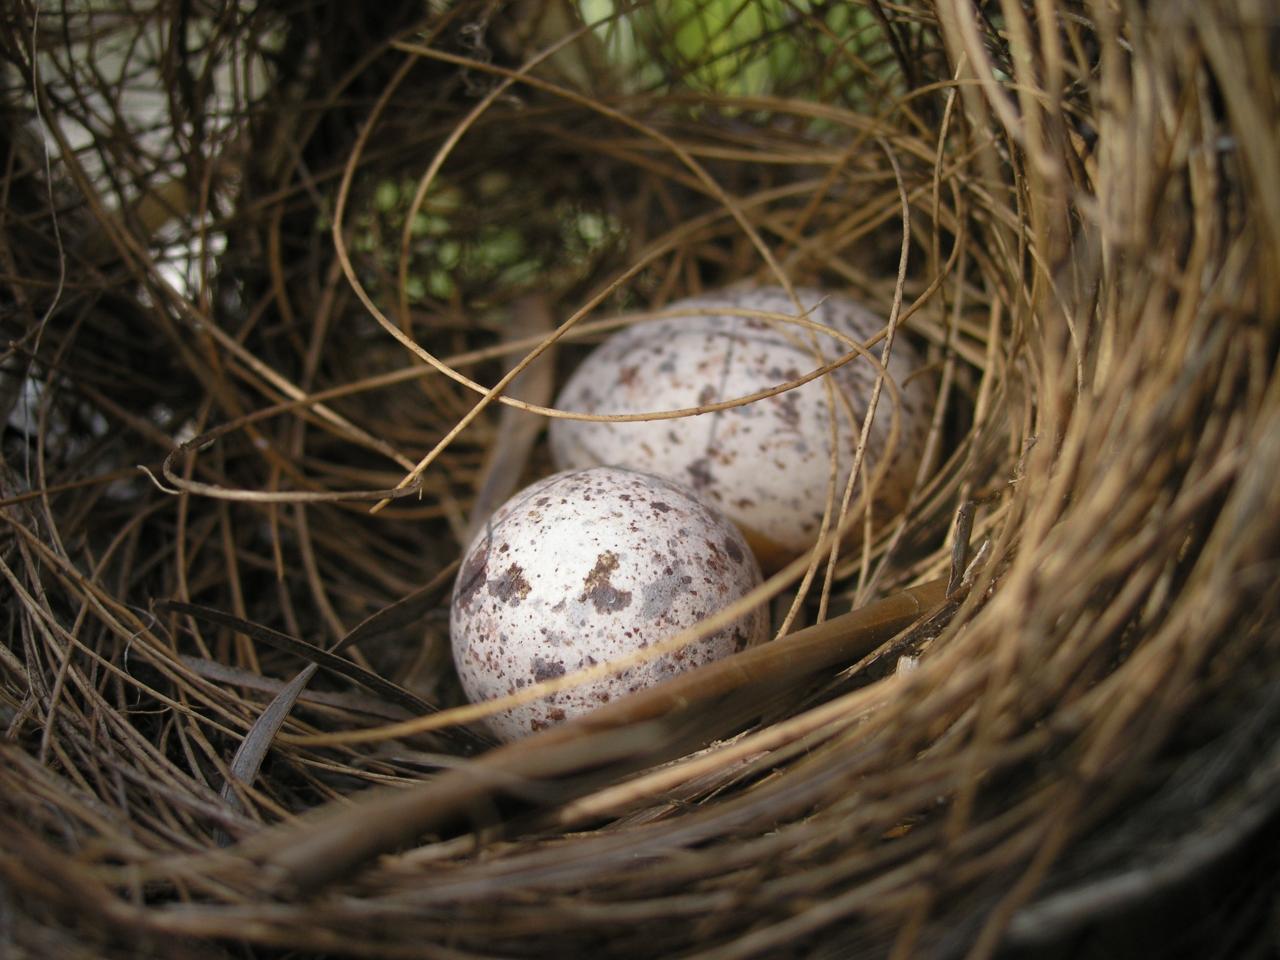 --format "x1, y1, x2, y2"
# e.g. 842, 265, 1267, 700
451, 466, 768, 741
548, 287, 931, 569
